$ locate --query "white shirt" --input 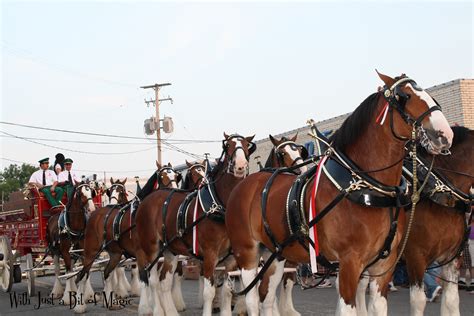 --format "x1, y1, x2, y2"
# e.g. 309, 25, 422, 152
58, 170, 81, 184
29, 169, 58, 186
